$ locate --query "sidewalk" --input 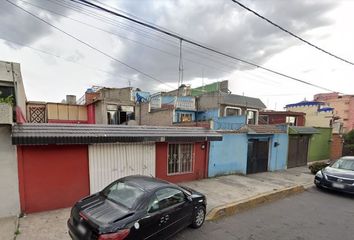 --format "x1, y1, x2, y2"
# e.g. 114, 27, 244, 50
0, 216, 18, 240
14, 166, 314, 240
181, 166, 313, 220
